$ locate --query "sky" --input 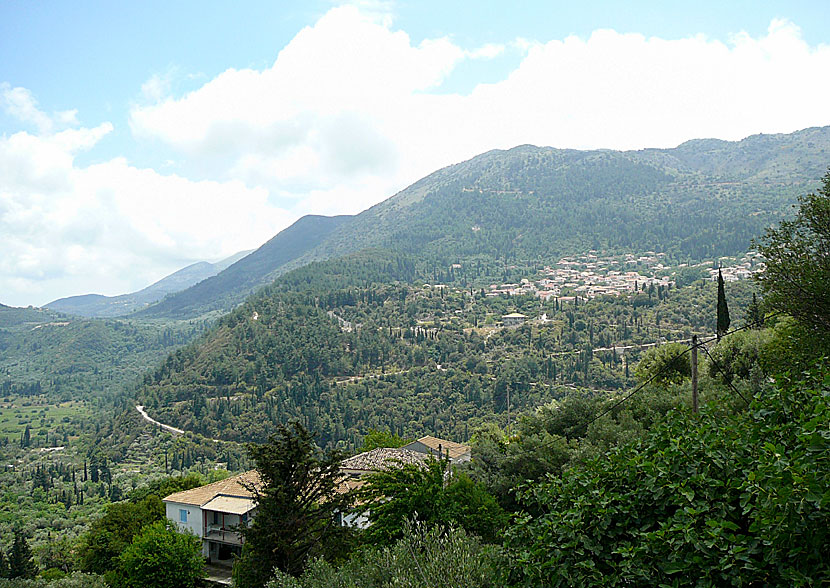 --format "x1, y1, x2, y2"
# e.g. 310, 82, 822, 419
2, 1, 830, 308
